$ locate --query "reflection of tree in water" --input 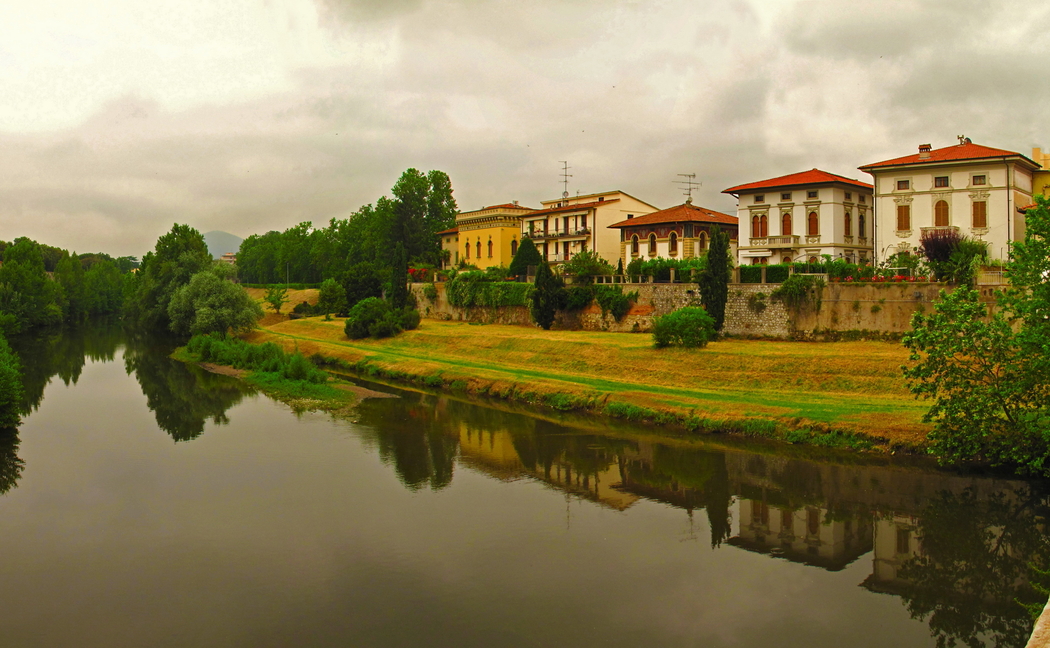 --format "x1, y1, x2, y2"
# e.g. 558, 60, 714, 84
10, 320, 122, 415
893, 486, 1050, 648
0, 429, 24, 495
354, 393, 460, 492
122, 330, 252, 442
